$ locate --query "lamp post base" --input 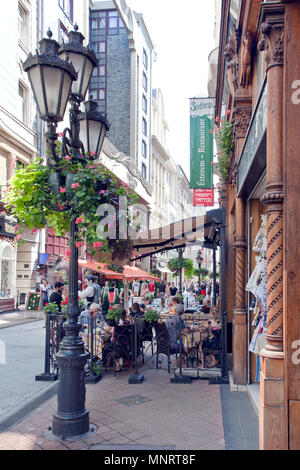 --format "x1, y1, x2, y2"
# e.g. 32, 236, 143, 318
44, 422, 97, 443
52, 408, 90, 439
128, 373, 144, 384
